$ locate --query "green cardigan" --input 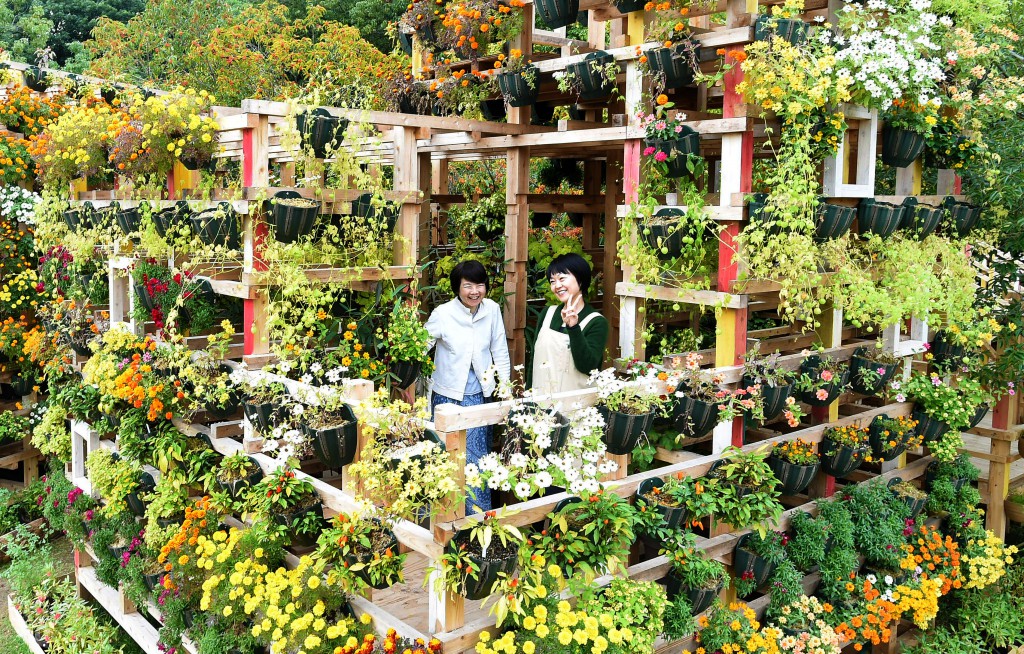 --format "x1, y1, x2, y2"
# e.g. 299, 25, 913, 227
527, 303, 609, 386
